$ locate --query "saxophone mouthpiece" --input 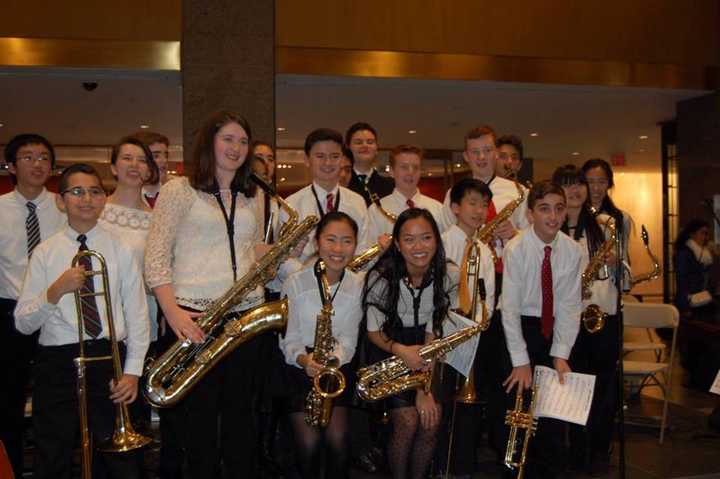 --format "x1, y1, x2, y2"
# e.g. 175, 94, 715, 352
250, 173, 276, 196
